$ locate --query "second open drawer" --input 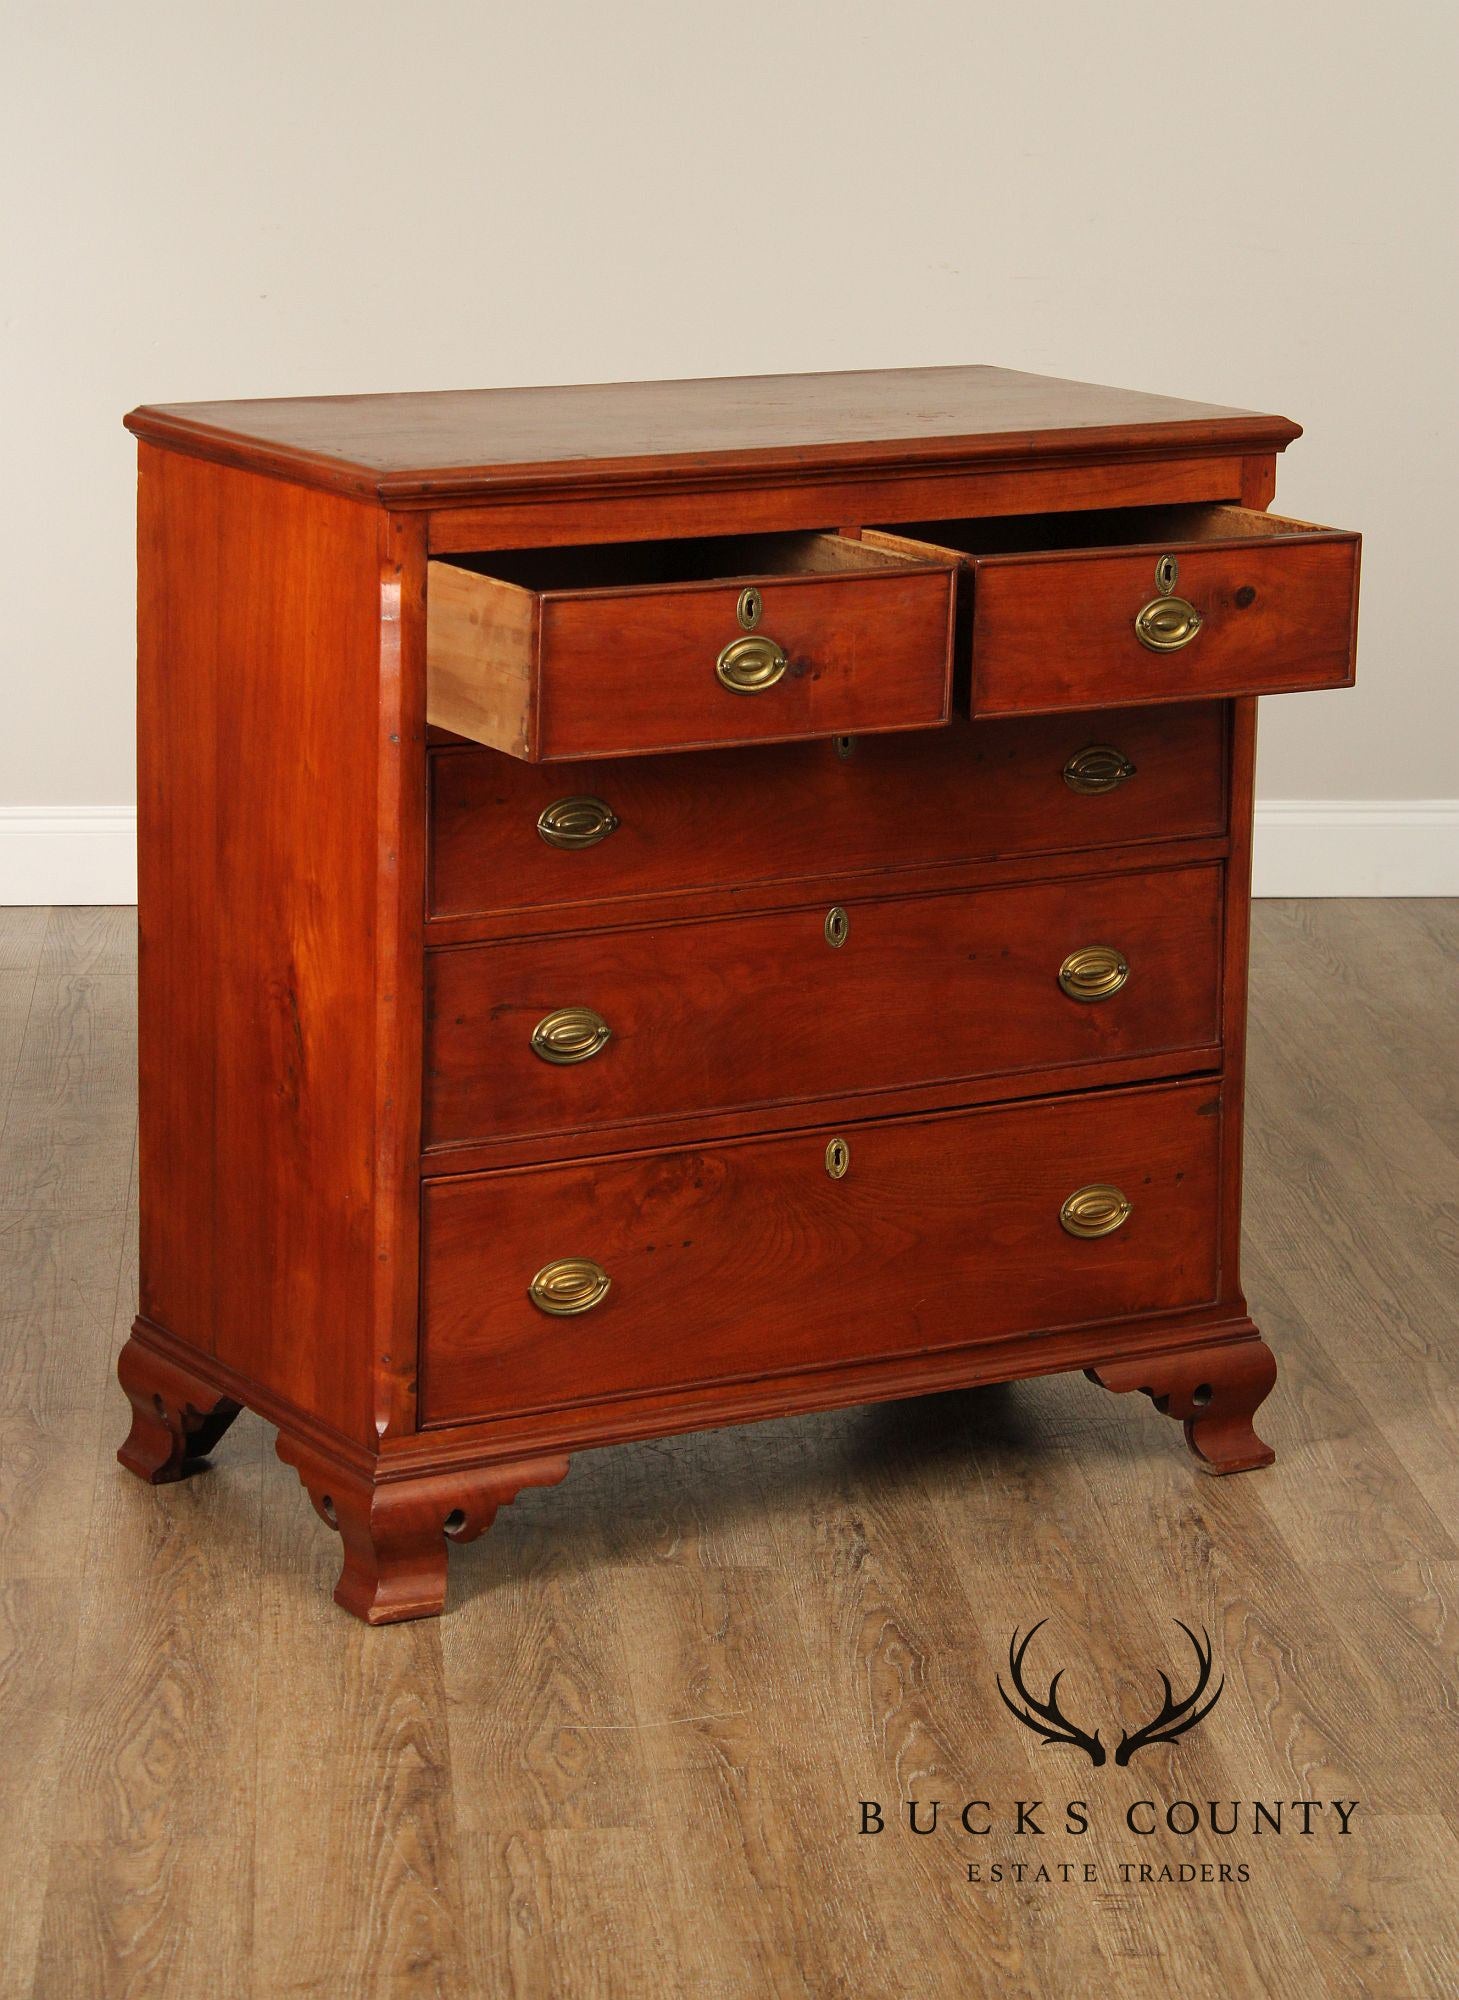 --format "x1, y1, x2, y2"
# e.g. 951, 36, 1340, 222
868, 503, 1360, 716
427, 531, 956, 761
